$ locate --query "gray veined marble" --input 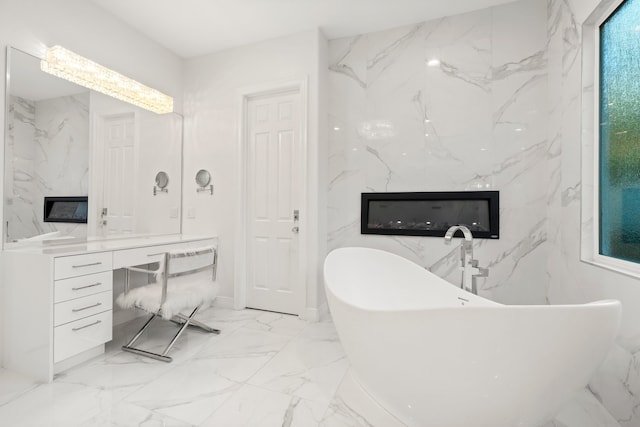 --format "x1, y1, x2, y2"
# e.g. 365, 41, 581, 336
5, 93, 89, 242
328, 0, 551, 306
329, 35, 367, 89
0, 306, 619, 427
